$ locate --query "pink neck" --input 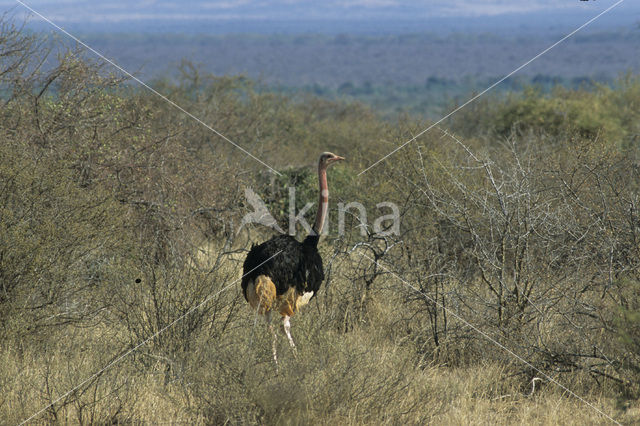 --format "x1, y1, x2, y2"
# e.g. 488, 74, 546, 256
312, 164, 329, 235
